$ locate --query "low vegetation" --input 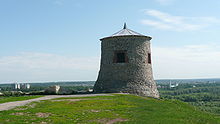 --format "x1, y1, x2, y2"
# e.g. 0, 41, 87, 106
159, 82, 220, 115
0, 94, 220, 124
